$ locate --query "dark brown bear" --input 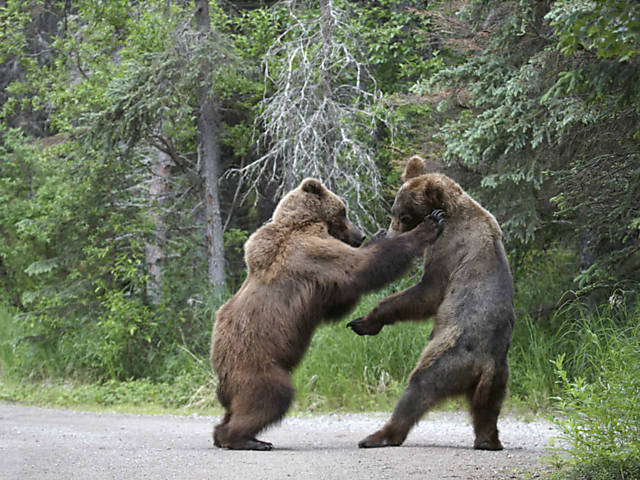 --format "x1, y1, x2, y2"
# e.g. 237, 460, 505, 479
348, 156, 514, 451
210, 178, 444, 451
